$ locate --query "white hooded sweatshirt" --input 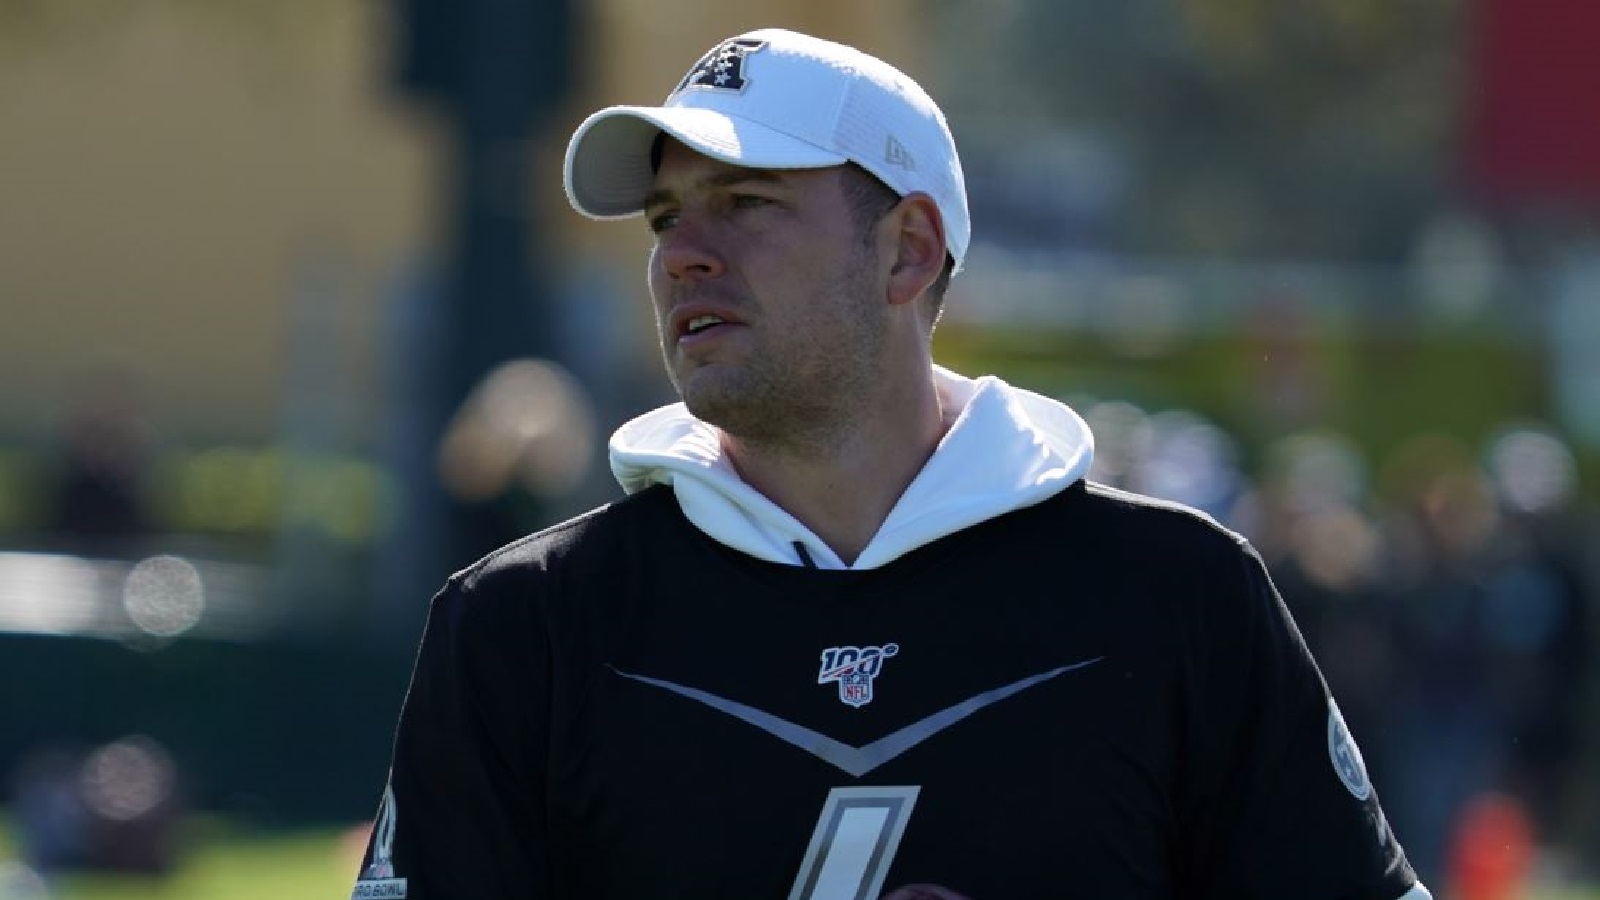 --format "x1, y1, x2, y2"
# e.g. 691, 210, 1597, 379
608, 366, 1095, 570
